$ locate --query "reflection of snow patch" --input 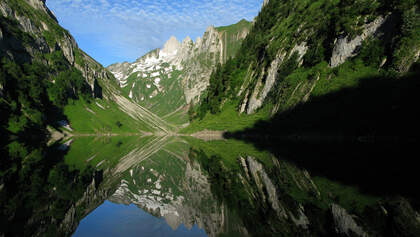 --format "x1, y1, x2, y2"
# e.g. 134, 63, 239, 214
149, 95, 153, 98
151, 72, 160, 77
146, 84, 151, 89
58, 139, 73, 151
96, 102, 105, 110
86, 107, 96, 114
154, 78, 161, 84
58, 120, 73, 131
